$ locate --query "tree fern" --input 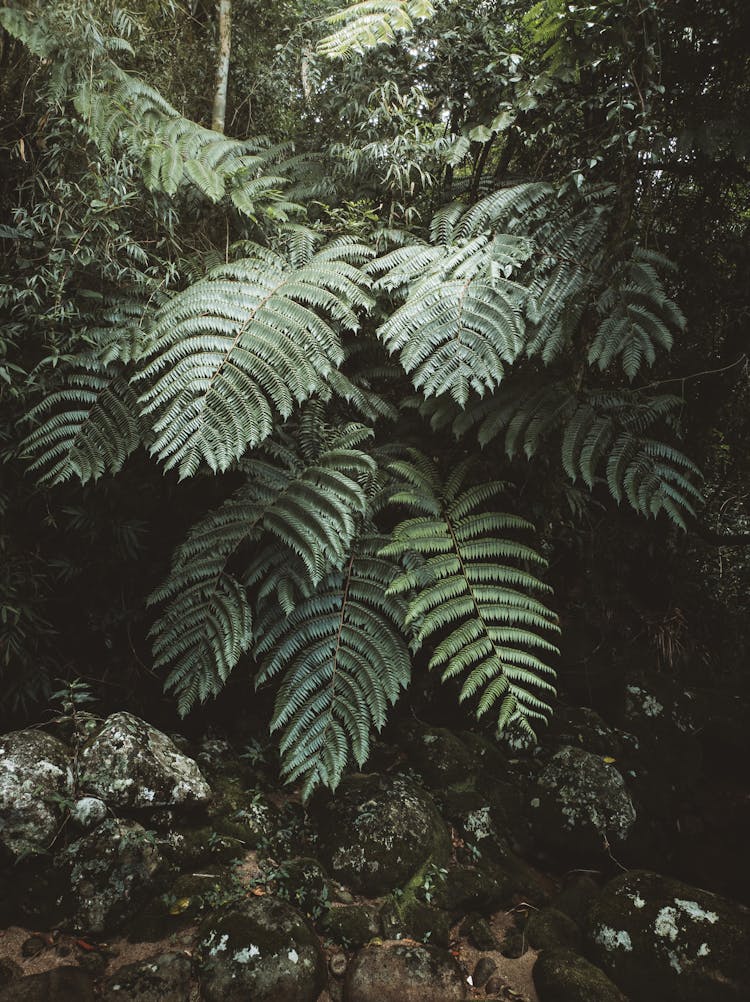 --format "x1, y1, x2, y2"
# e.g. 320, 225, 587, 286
318, 1, 435, 60
254, 536, 410, 796
562, 392, 702, 528
151, 426, 375, 713
380, 451, 558, 736
589, 248, 686, 379
138, 239, 373, 477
